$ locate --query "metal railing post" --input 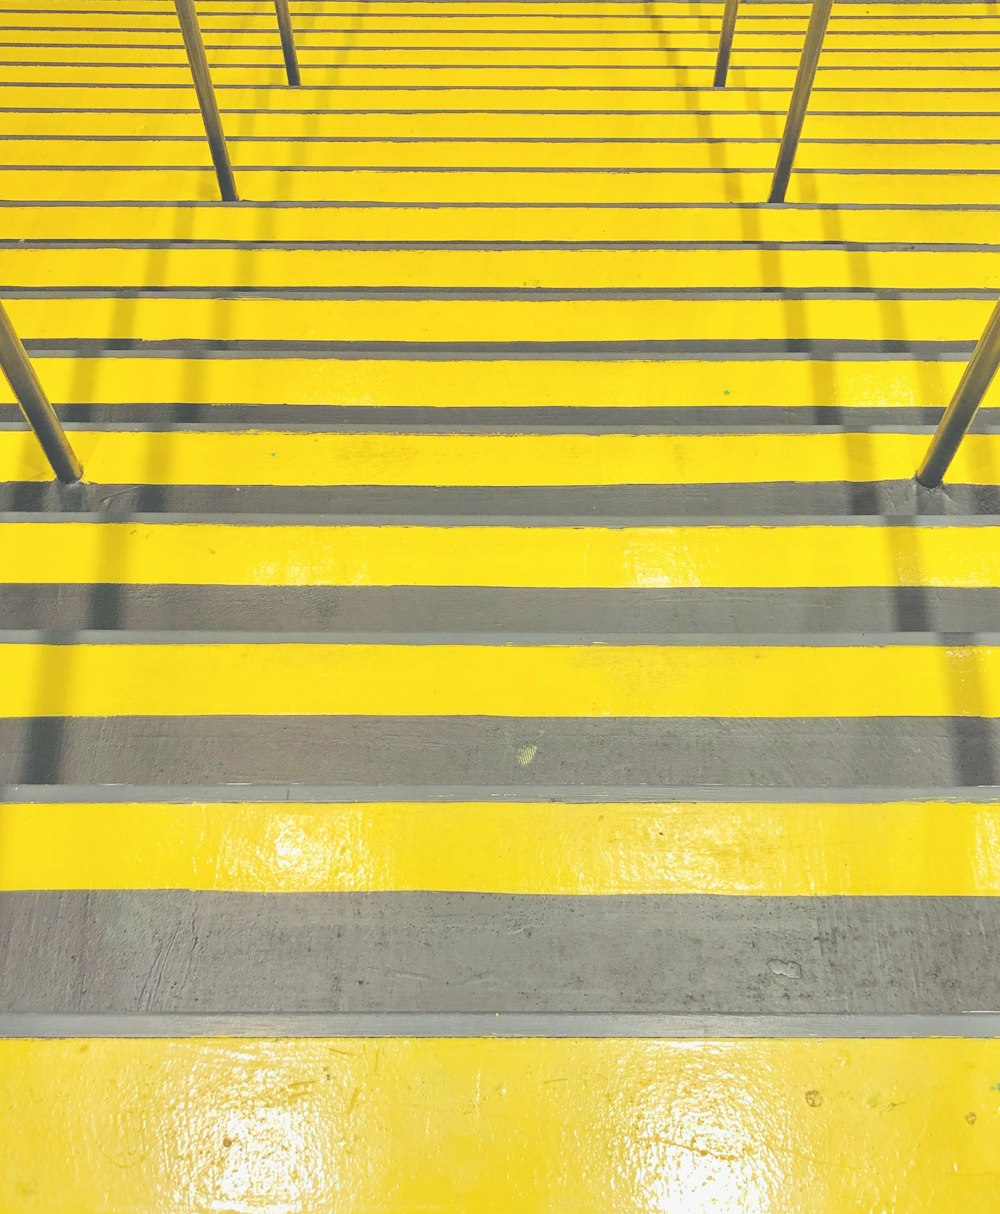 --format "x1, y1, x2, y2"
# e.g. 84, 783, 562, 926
174, 0, 238, 201
768, 0, 834, 203
274, 0, 301, 85
0, 302, 82, 484
713, 0, 741, 87
916, 299, 1000, 489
